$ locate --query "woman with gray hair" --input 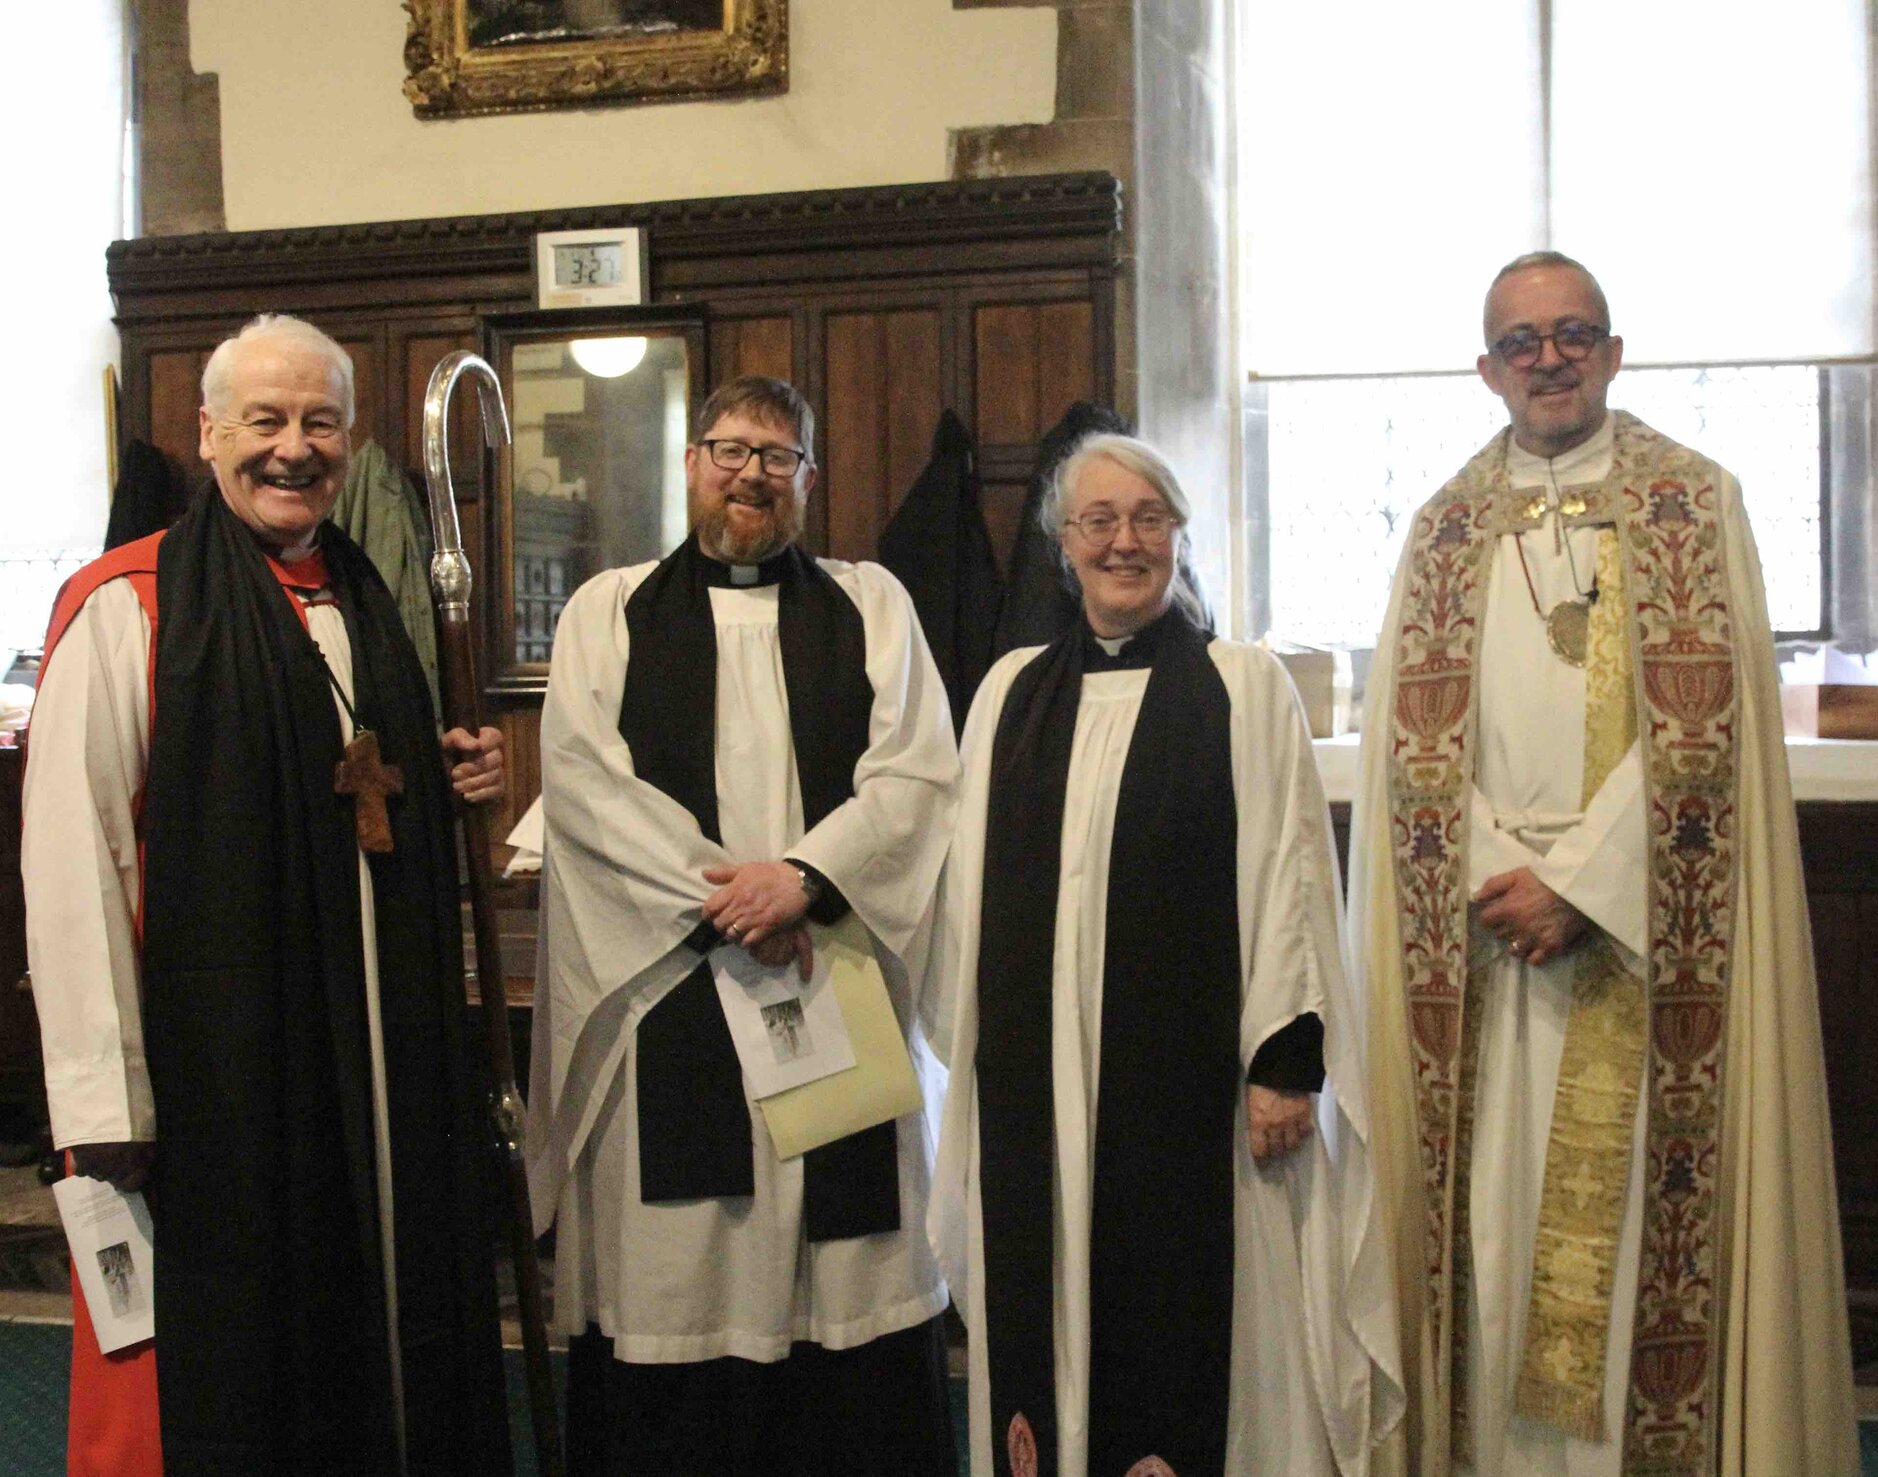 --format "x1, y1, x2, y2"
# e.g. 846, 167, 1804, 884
926, 434, 1401, 1476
